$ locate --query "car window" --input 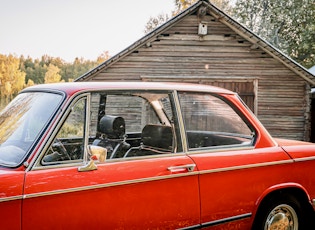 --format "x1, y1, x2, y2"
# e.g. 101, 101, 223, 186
0, 92, 63, 167
178, 92, 255, 150
89, 92, 178, 159
41, 97, 86, 165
